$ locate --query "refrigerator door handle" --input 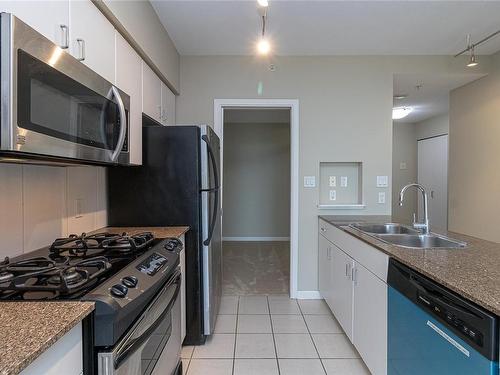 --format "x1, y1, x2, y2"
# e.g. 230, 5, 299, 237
202, 135, 220, 246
